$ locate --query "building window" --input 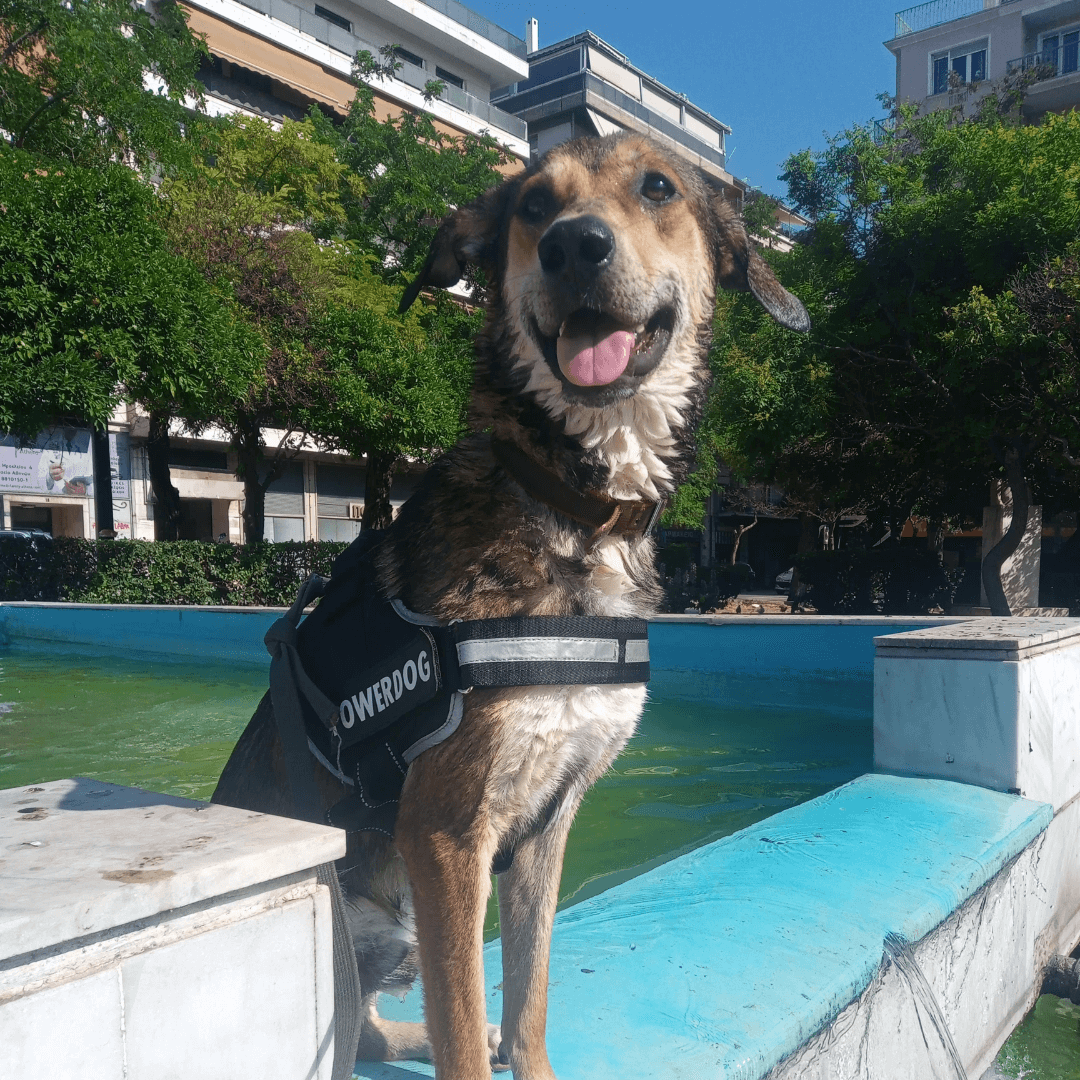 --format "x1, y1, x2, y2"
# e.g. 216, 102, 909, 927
394, 46, 424, 69
1040, 29, 1079, 75
435, 66, 464, 90
931, 41, 987, 95
314, 5, 351, 32
264, 516, 304, 542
